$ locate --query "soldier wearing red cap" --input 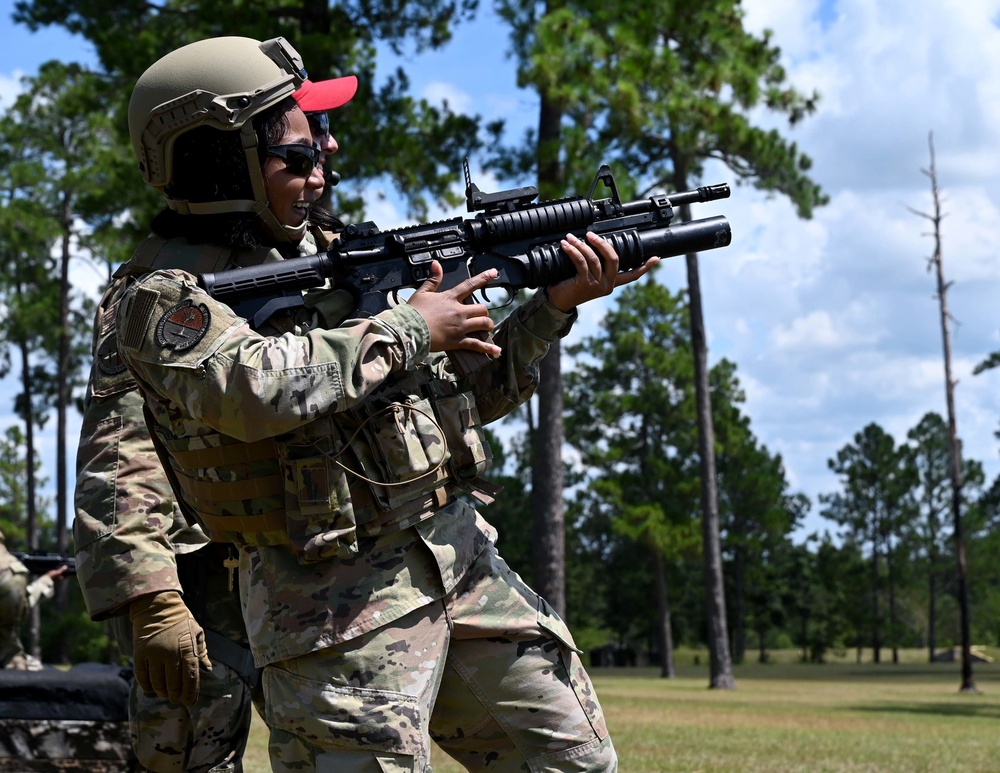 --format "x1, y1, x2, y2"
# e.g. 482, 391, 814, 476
297, 75, 357, 189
